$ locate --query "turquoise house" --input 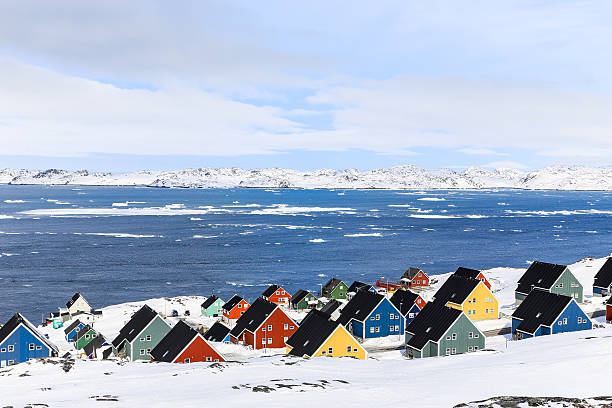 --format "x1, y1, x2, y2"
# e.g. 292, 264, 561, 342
201, 295, 225, 317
